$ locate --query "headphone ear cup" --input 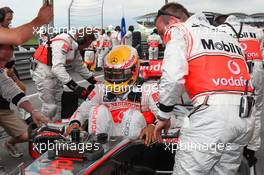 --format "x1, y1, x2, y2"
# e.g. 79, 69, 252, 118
77, 37, 86, 45
0, 9, 5, 23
